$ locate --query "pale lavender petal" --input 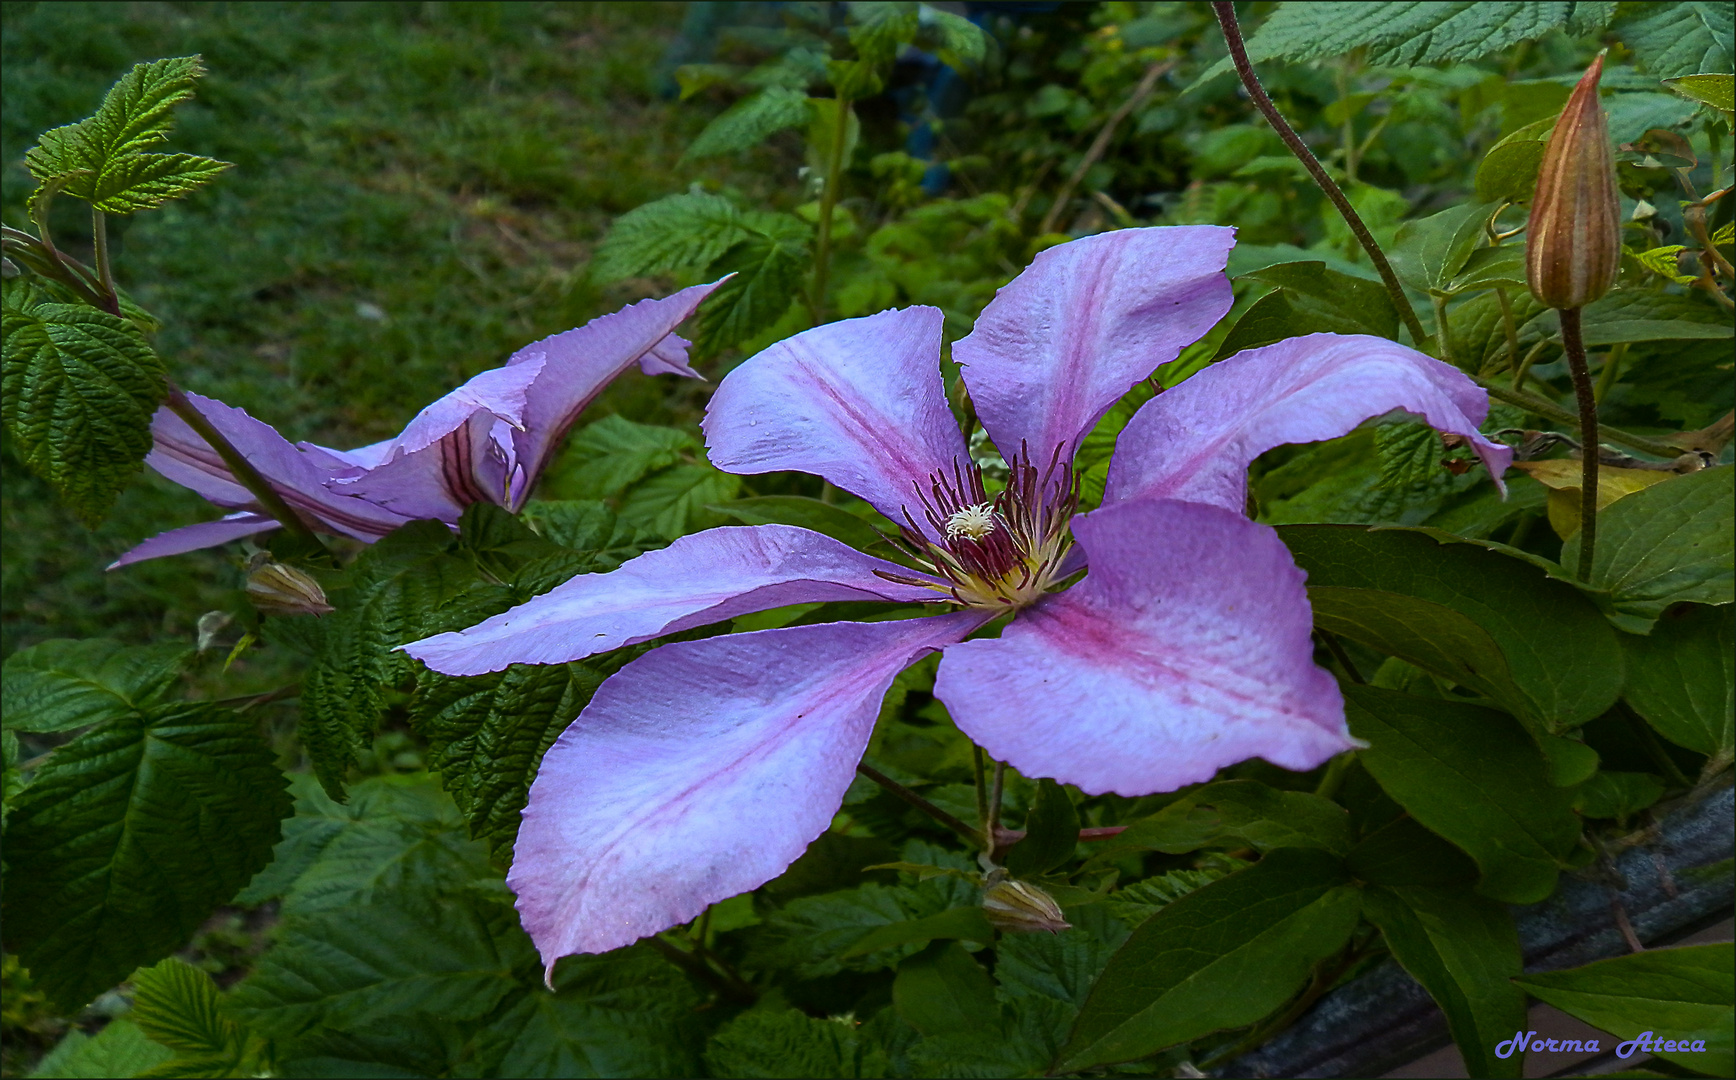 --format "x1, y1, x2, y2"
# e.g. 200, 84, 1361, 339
333, 412, 517, 521
954, 226, 1234, 470
404, 524, 944, 676
703, 307, 967, 526
509, 610, 985, 966
510, 280, 722, 489
638, 332, 700, 377
302, 436, 395, 473
145, 404, 255, 508
934, 499, 1352, 797
1104, 333, 1513, 513
389, 356, 544, 456
107, 513, 281, 569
